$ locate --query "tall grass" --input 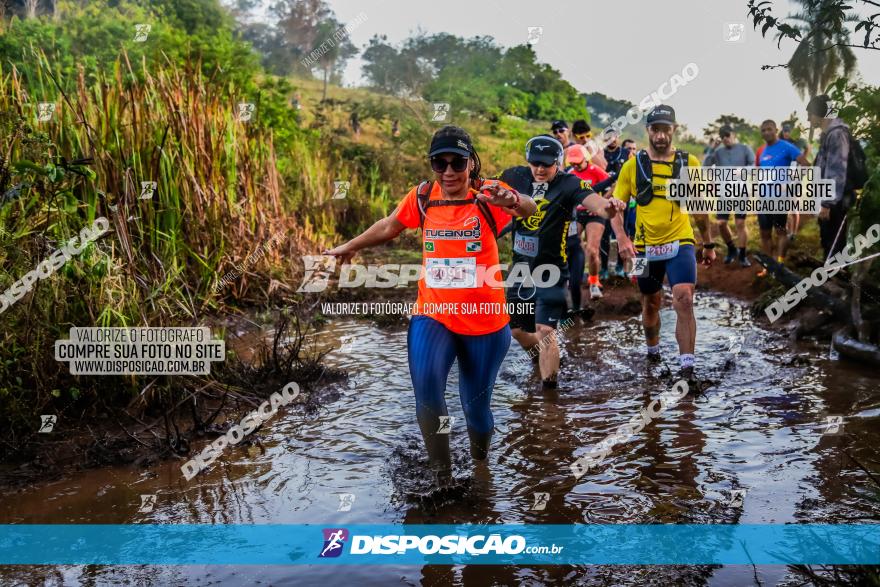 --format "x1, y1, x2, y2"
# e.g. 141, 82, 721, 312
0, 49, 323, 439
